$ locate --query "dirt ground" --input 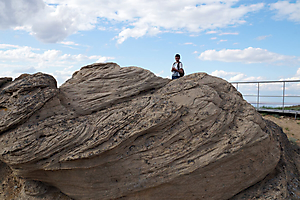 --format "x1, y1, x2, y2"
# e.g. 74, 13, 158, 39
263, 114, 300, 145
